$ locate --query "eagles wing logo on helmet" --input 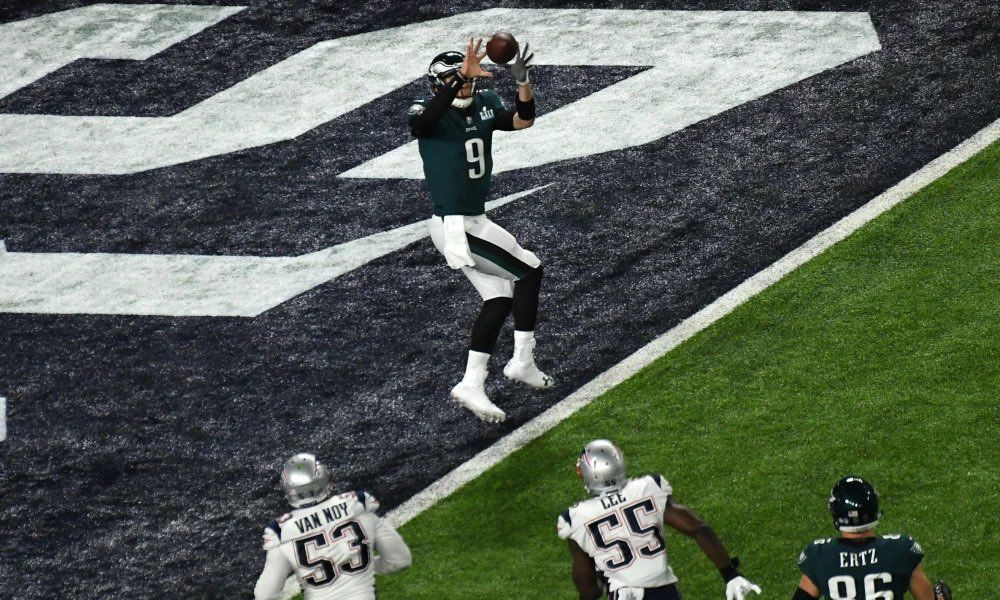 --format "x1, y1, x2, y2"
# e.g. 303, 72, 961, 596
427, 51, 468, 92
